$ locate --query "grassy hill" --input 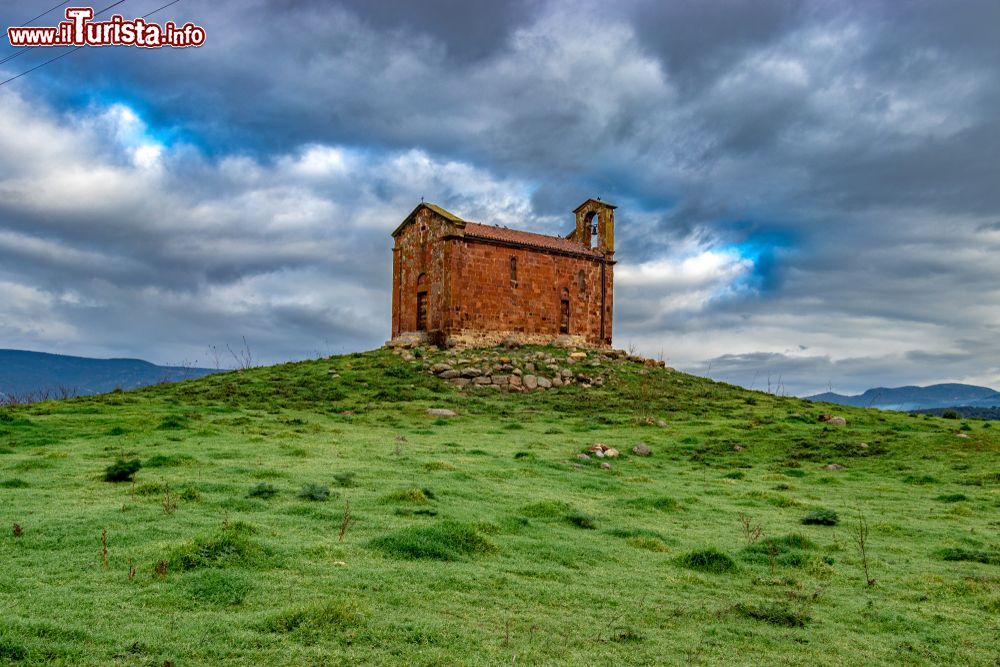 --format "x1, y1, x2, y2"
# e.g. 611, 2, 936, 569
1, 346, 998, 666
